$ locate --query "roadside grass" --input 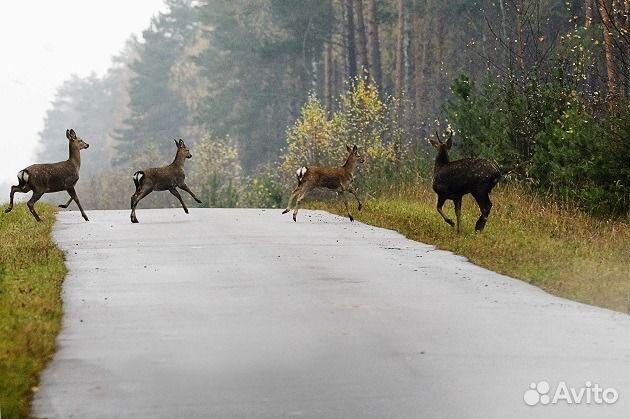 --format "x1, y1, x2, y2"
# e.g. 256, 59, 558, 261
0, 204, 66, 419
315, 181, 629, 313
